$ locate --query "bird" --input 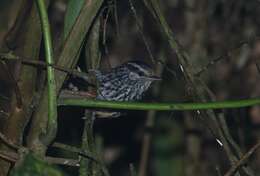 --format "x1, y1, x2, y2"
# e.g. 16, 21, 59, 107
92, 60, 160, 118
